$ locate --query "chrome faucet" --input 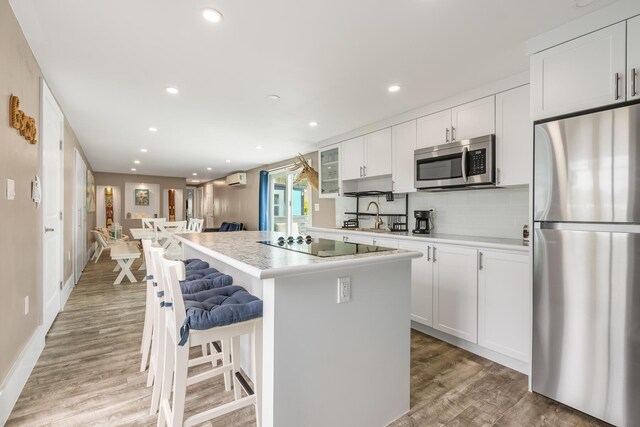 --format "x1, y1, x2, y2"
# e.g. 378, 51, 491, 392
367, 201, 384, 230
